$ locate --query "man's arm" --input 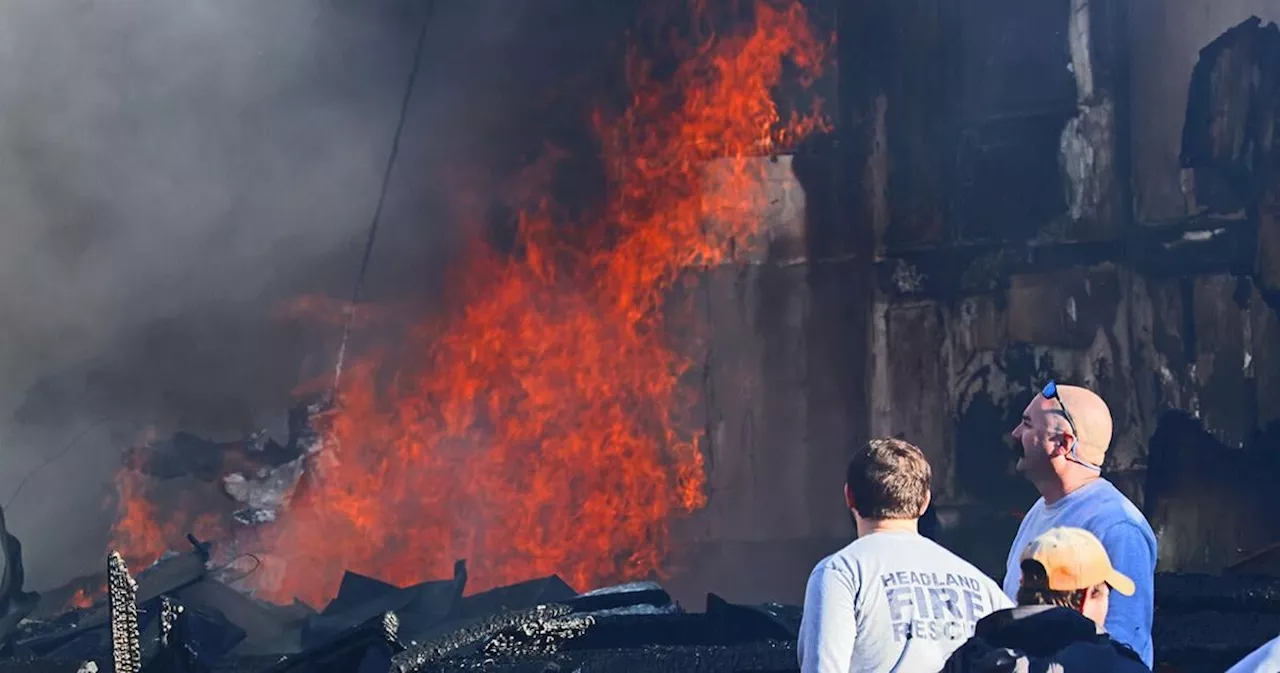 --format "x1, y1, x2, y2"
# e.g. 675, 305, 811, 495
797, 563, 858, 673
1099, 521, 1156, 667
1001, 514, 1036, 601
1000, 541, 1020, 602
